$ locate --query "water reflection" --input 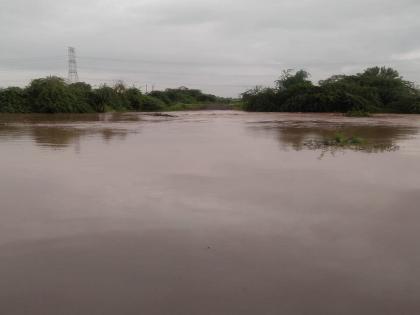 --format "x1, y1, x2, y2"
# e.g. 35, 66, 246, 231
32, 127, 130, 149
0, 113, 142, 150
248, 120, 420, 156
0, 112, 142, 124
2, 112, 420, 314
